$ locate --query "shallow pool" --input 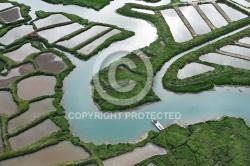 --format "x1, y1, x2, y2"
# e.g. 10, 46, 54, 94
199, 4, 228, 28
177, 62, 214, 79
161, 9, 193, 42
180, 6, 211, 35
199, 52, 250, 70
17, 75, 56, 100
